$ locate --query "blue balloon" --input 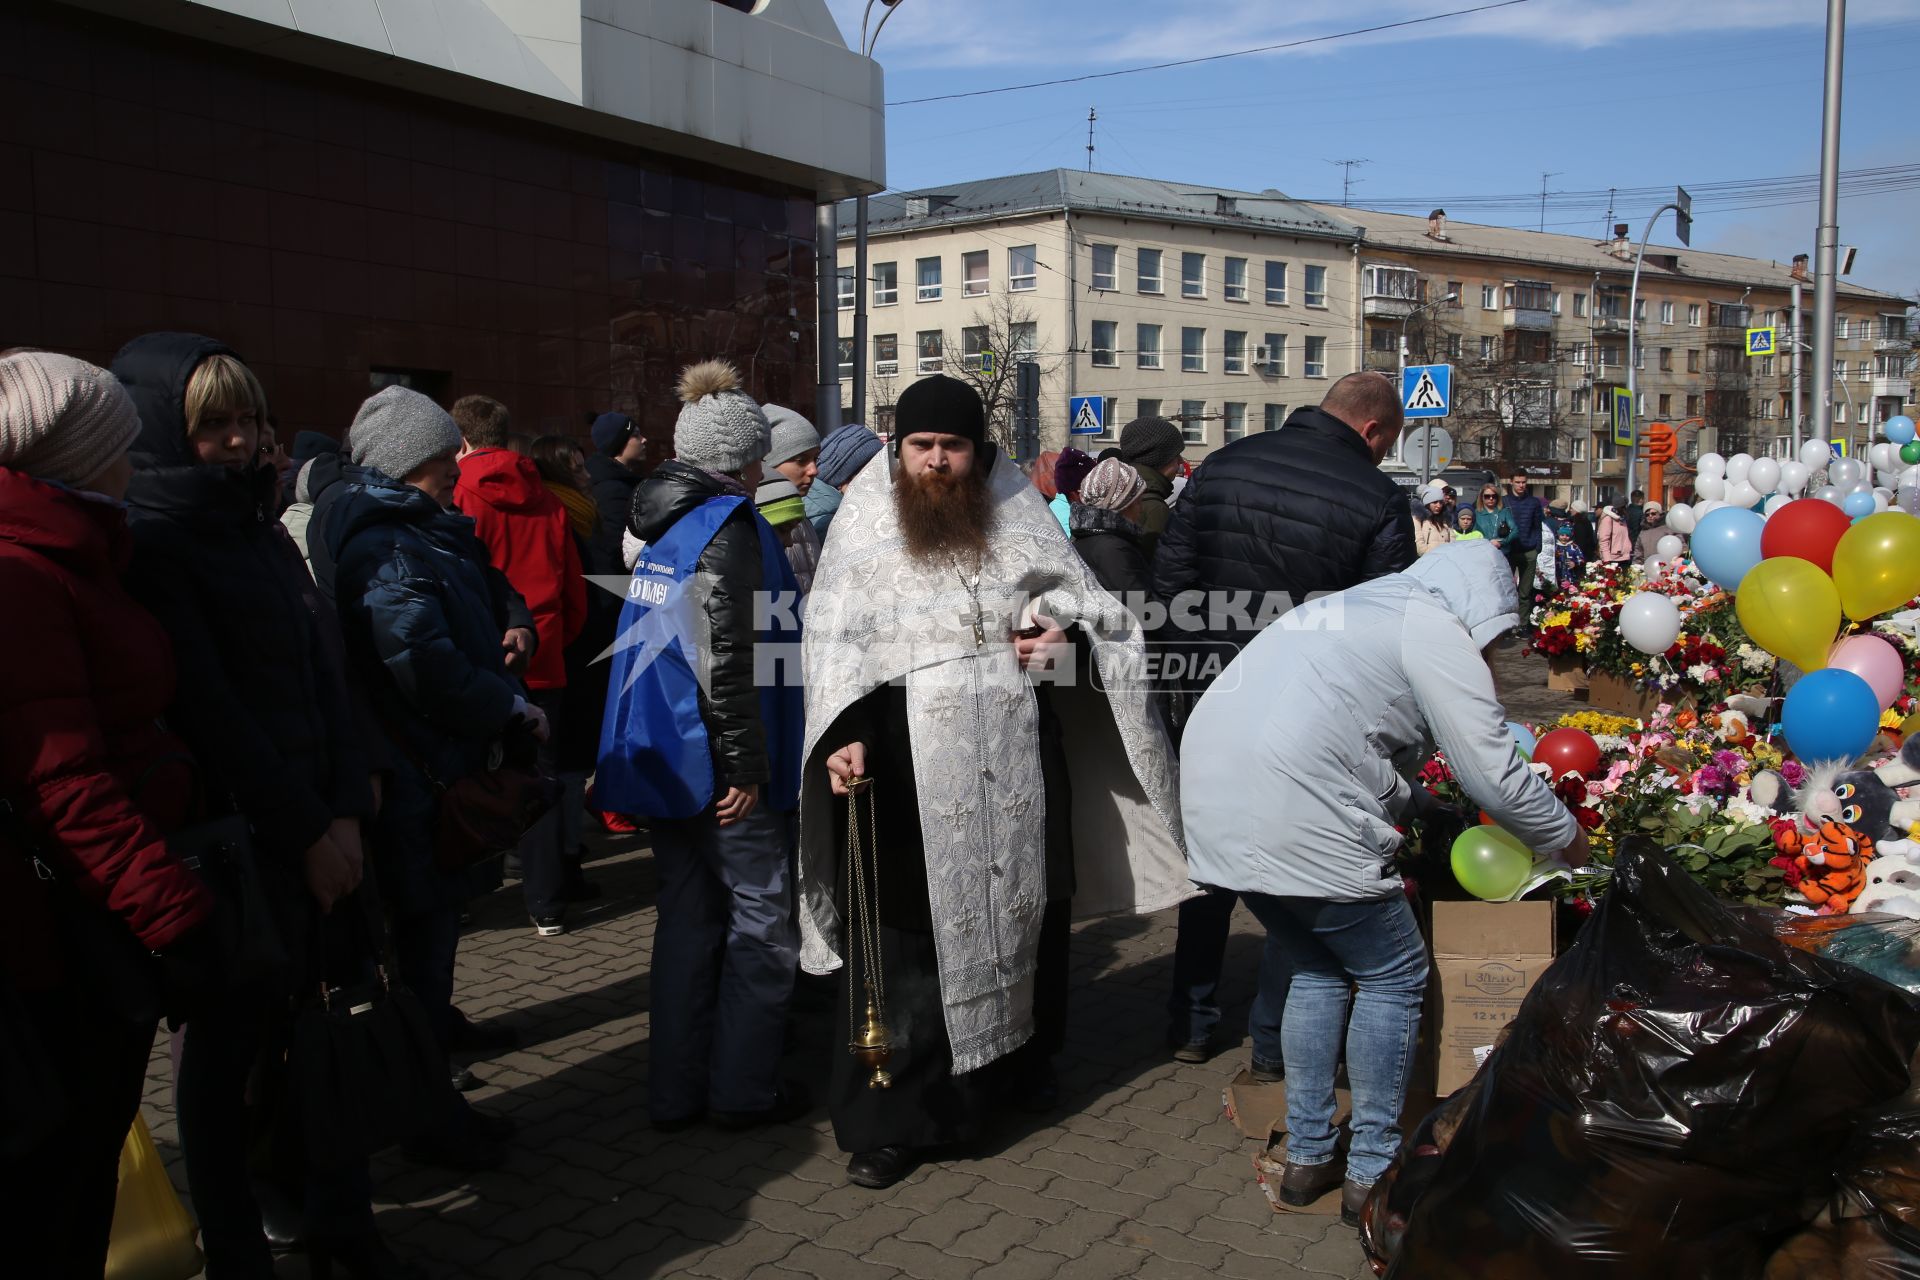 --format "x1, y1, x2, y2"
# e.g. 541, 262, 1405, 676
1508, 721, 1538, 758
1690, 505, 1766, 591
1782, 668, 1882, 763
1844, 491, 1878, 518
1888, 415, 1917, 446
